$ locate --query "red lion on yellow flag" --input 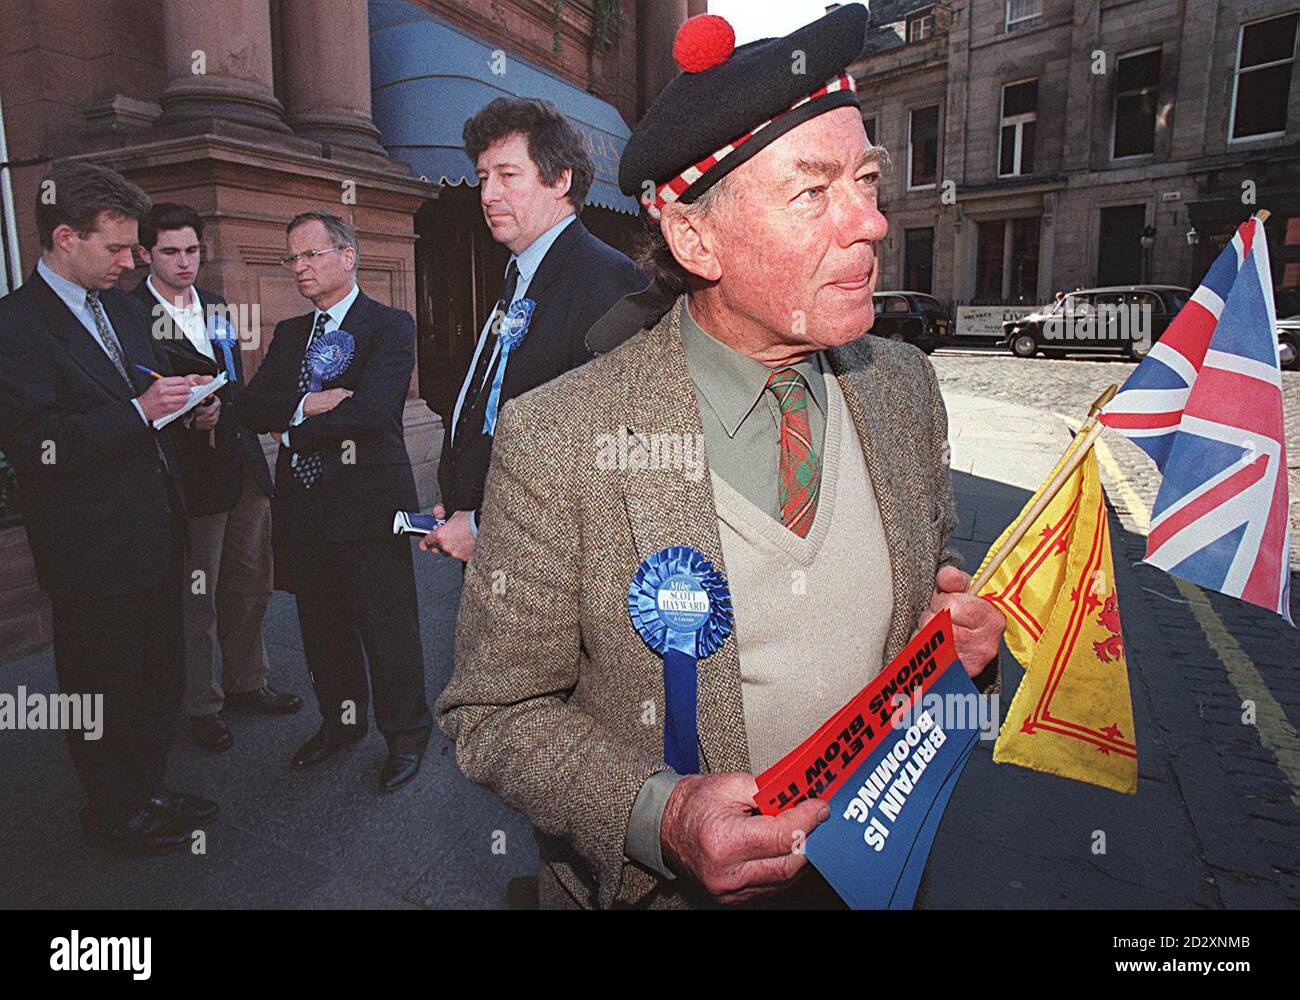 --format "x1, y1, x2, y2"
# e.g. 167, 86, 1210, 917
1093, 595, 1124, 663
